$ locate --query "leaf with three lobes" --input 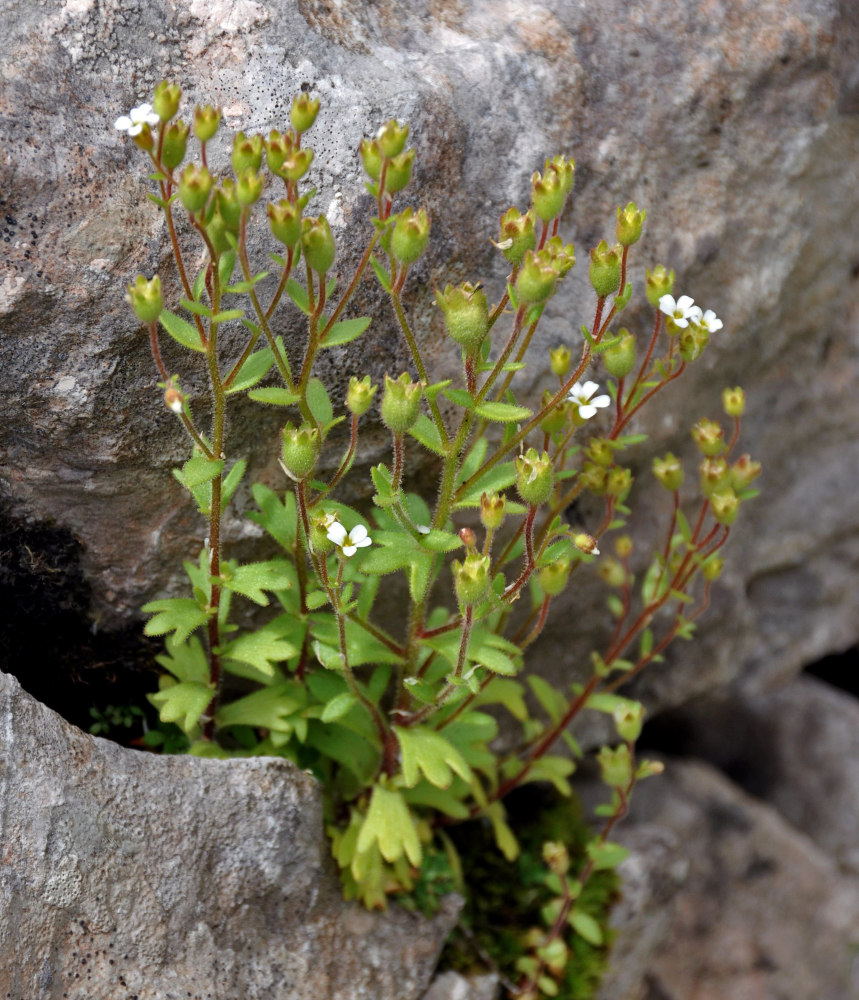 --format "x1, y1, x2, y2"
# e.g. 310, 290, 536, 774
143, 598, 210, 644
248, 484, 298, 550
216, 684, 303, 736
219, 559, 293, 605
402, 782, 470, 820
356, 784, 422, 867
155, 634, 210, 683
149, 680, 212, 733
219, 622, 298, 677
395, 726, 473, 789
